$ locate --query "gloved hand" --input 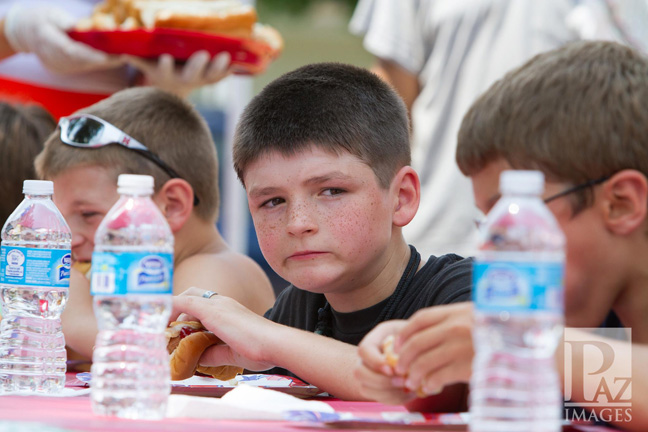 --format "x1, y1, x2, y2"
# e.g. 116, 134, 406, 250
3, 5, 124, 74
125, 51, 231, 98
